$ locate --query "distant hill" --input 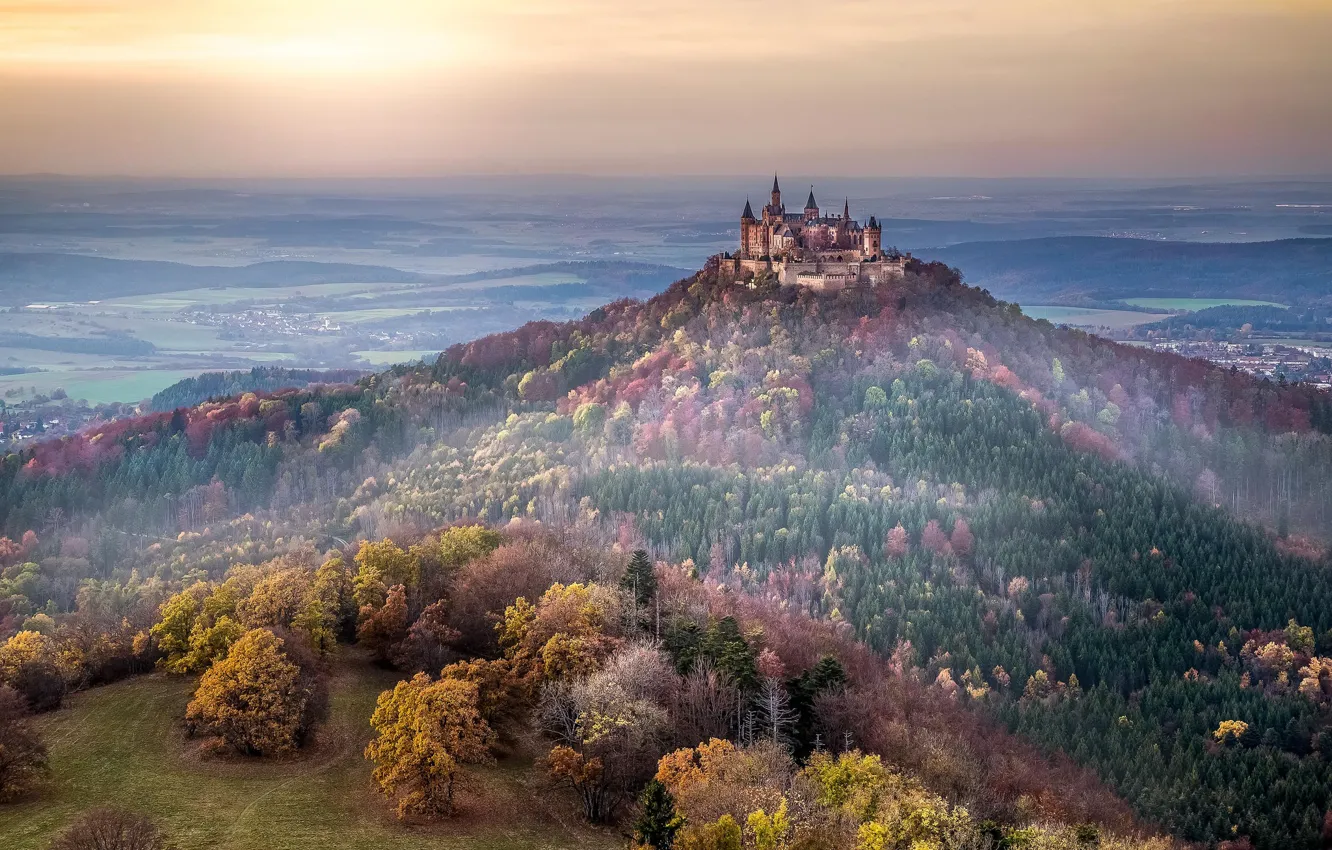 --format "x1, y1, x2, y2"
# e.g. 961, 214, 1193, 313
0, 253, 426, 305
0, 253, 690, 307
1143, 304, 1332, 335
921, 236, 1332, 306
